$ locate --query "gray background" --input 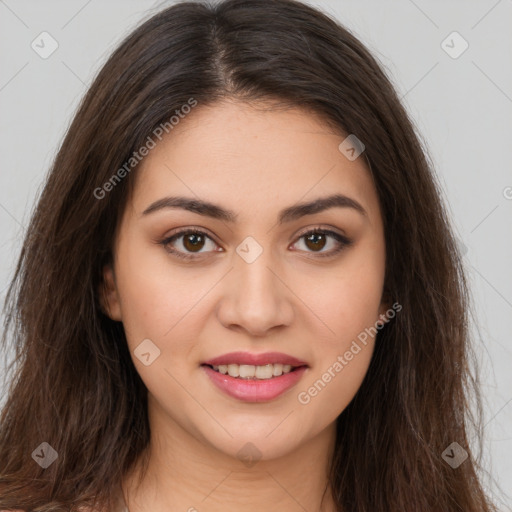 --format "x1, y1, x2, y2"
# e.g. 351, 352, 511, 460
0, 0, 511, 508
